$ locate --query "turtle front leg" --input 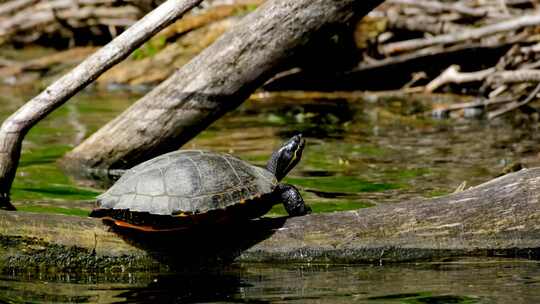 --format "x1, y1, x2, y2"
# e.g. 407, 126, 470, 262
275, 184, 311, 216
